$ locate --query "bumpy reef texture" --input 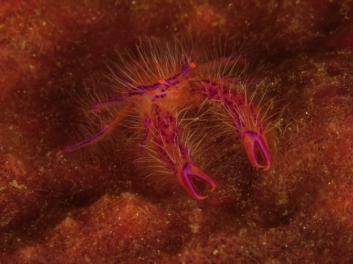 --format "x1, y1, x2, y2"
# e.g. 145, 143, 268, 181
1, 0, 353, 263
